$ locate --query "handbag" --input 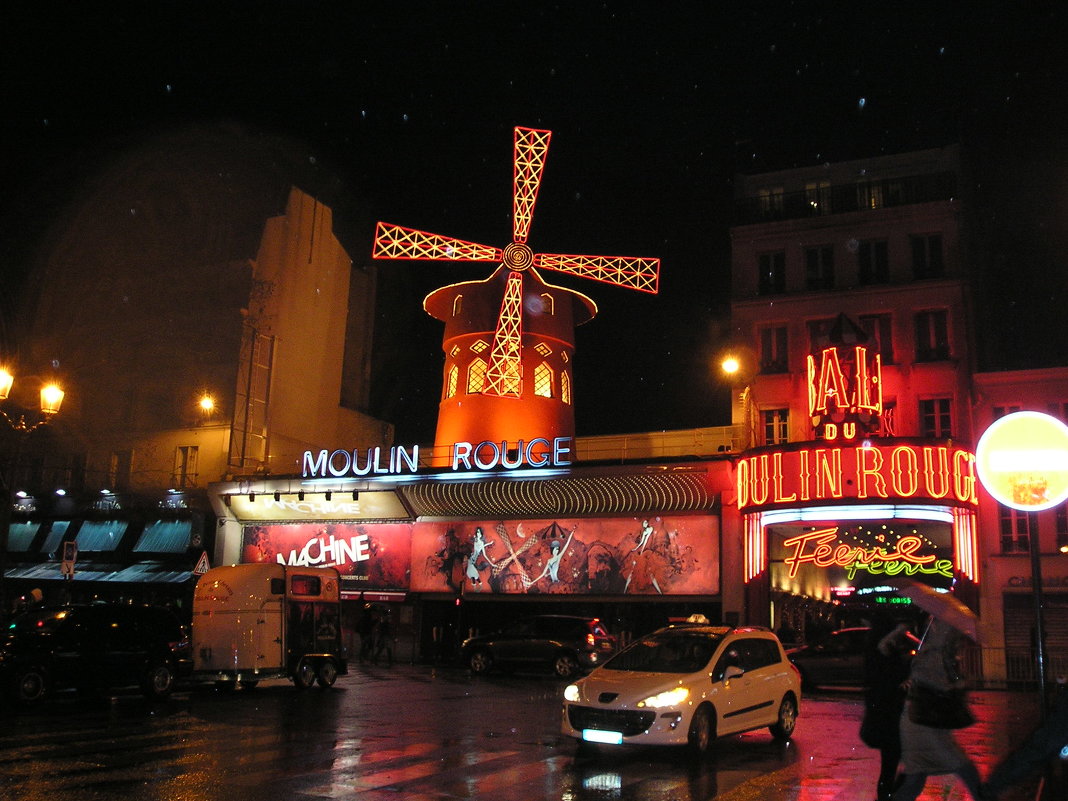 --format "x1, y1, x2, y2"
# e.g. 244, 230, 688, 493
907, 684, 975, 729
